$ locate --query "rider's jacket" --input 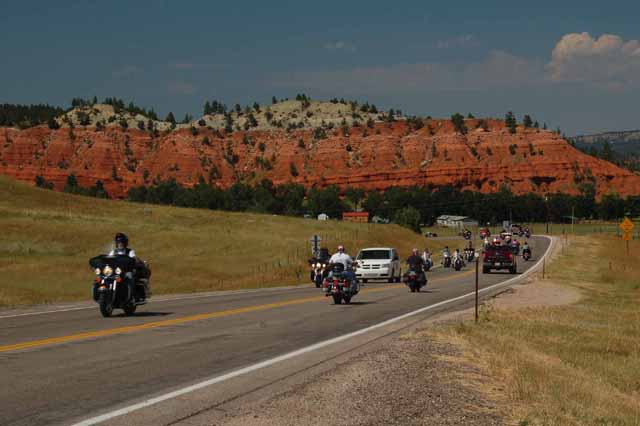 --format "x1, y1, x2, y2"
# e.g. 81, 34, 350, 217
109, 248, 136, 258
406, 255, 425, 272
329, 252, 353, 269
